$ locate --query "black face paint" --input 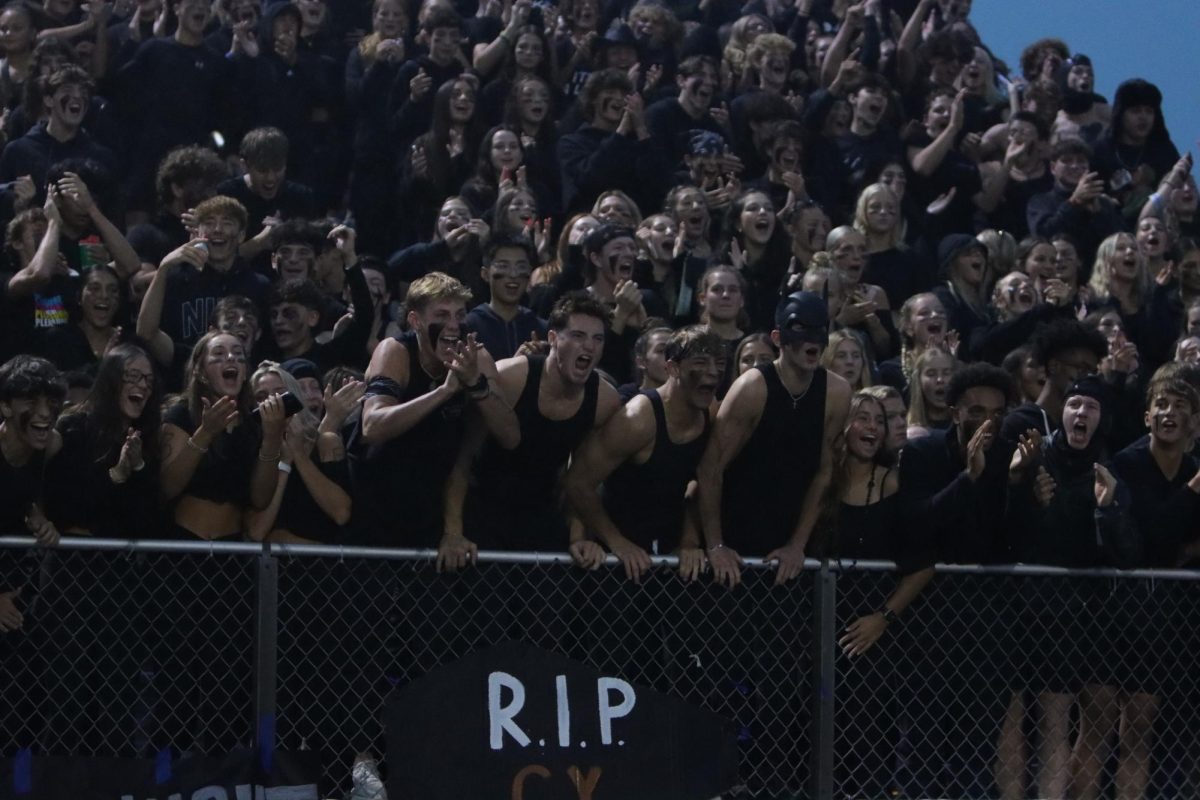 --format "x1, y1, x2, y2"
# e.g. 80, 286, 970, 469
426, 322, 445, 346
